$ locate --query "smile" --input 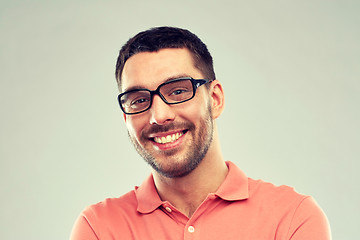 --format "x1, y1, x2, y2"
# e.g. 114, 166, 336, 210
154, 131, 184, 144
